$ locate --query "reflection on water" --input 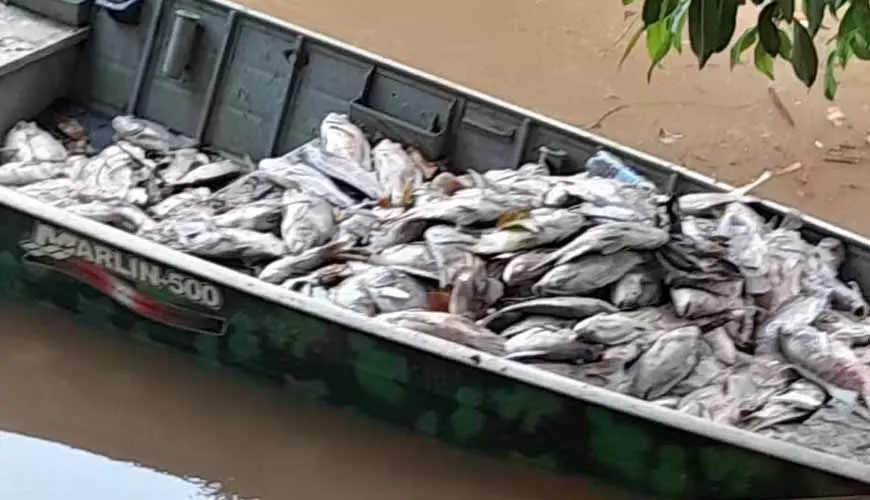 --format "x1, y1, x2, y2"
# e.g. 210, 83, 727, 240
0, 304, 636, 500
0, 431, 248, 499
